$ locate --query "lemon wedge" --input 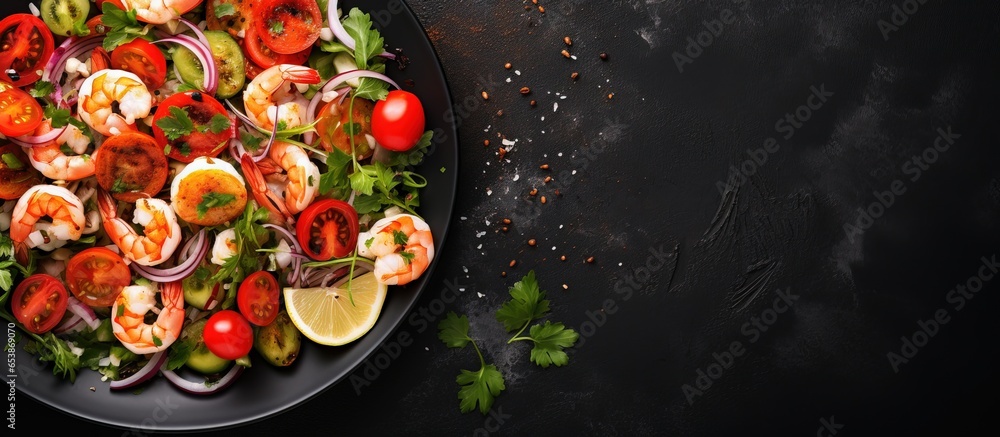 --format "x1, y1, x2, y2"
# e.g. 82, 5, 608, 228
283, 272, 388, 346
